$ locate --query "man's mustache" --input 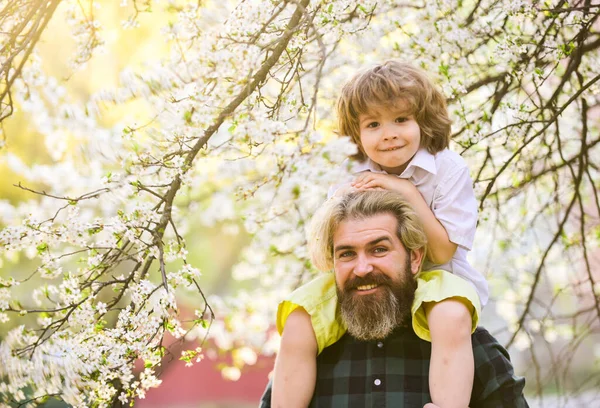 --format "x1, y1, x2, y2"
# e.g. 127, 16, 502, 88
343, 272, 394, 292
